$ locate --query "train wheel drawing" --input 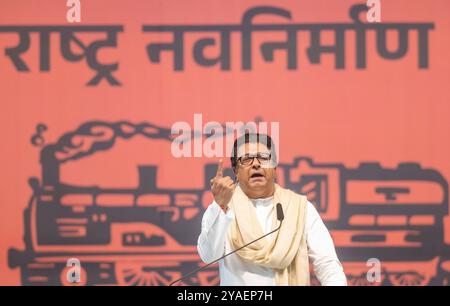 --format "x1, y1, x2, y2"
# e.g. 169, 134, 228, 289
347, 272, 384, 286
388, 272, 428, 286
115, 262, 183, 286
